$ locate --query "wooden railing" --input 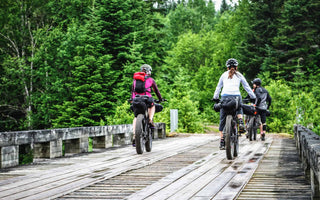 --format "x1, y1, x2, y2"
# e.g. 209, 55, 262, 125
294, 124, 320, 199
0, 123, 166, 168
